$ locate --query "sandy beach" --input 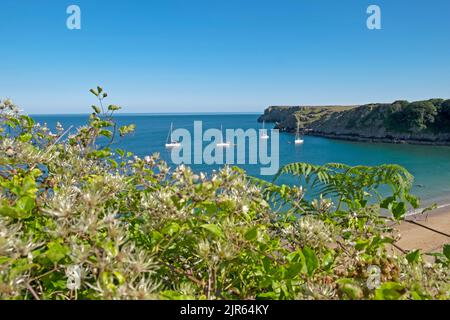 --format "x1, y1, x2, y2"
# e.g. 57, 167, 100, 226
392, 205, 450, 254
